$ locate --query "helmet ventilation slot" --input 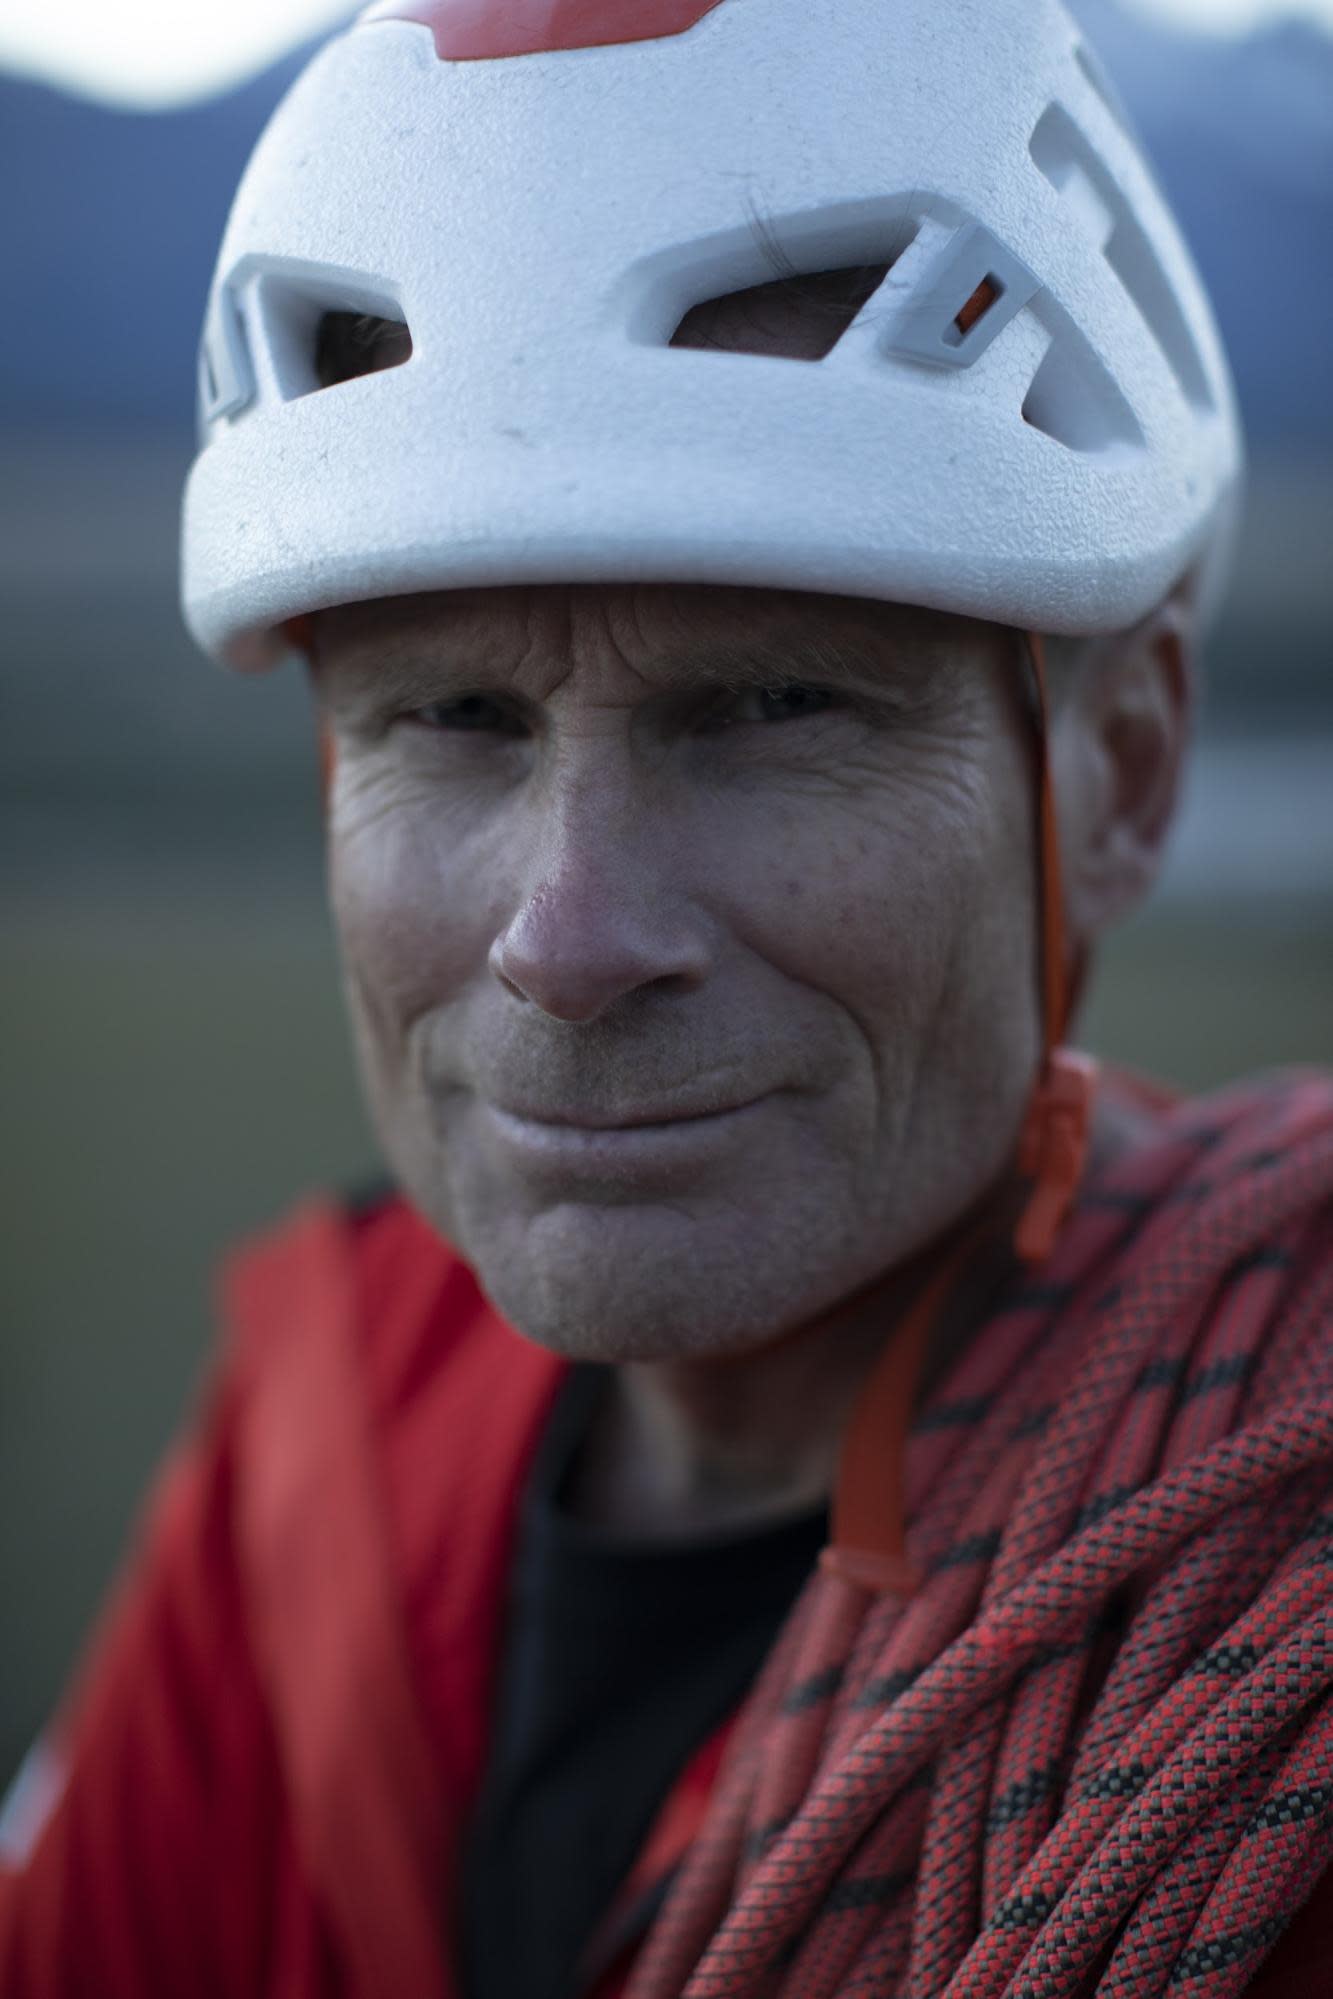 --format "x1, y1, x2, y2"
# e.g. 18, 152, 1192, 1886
315, 312, 414, 389
669, 261, 897, 362
1029, 102, 1212, 413
1074, 41, 1137, 142
198, 285, 255, 426
216, 263, 412, 404
1021, 332, 1144, 454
